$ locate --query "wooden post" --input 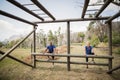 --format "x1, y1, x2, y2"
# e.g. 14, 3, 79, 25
108, 22, 112, 70
67, 21, 70, 71
33, 25, 37, 68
